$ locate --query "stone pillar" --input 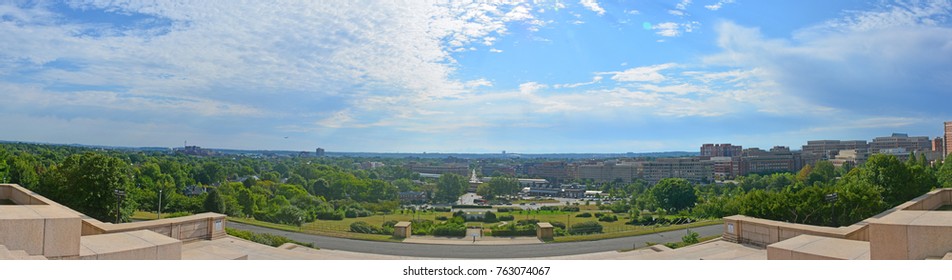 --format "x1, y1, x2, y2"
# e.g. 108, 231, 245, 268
394, 221, 411, 238
536, 222, 553, 240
